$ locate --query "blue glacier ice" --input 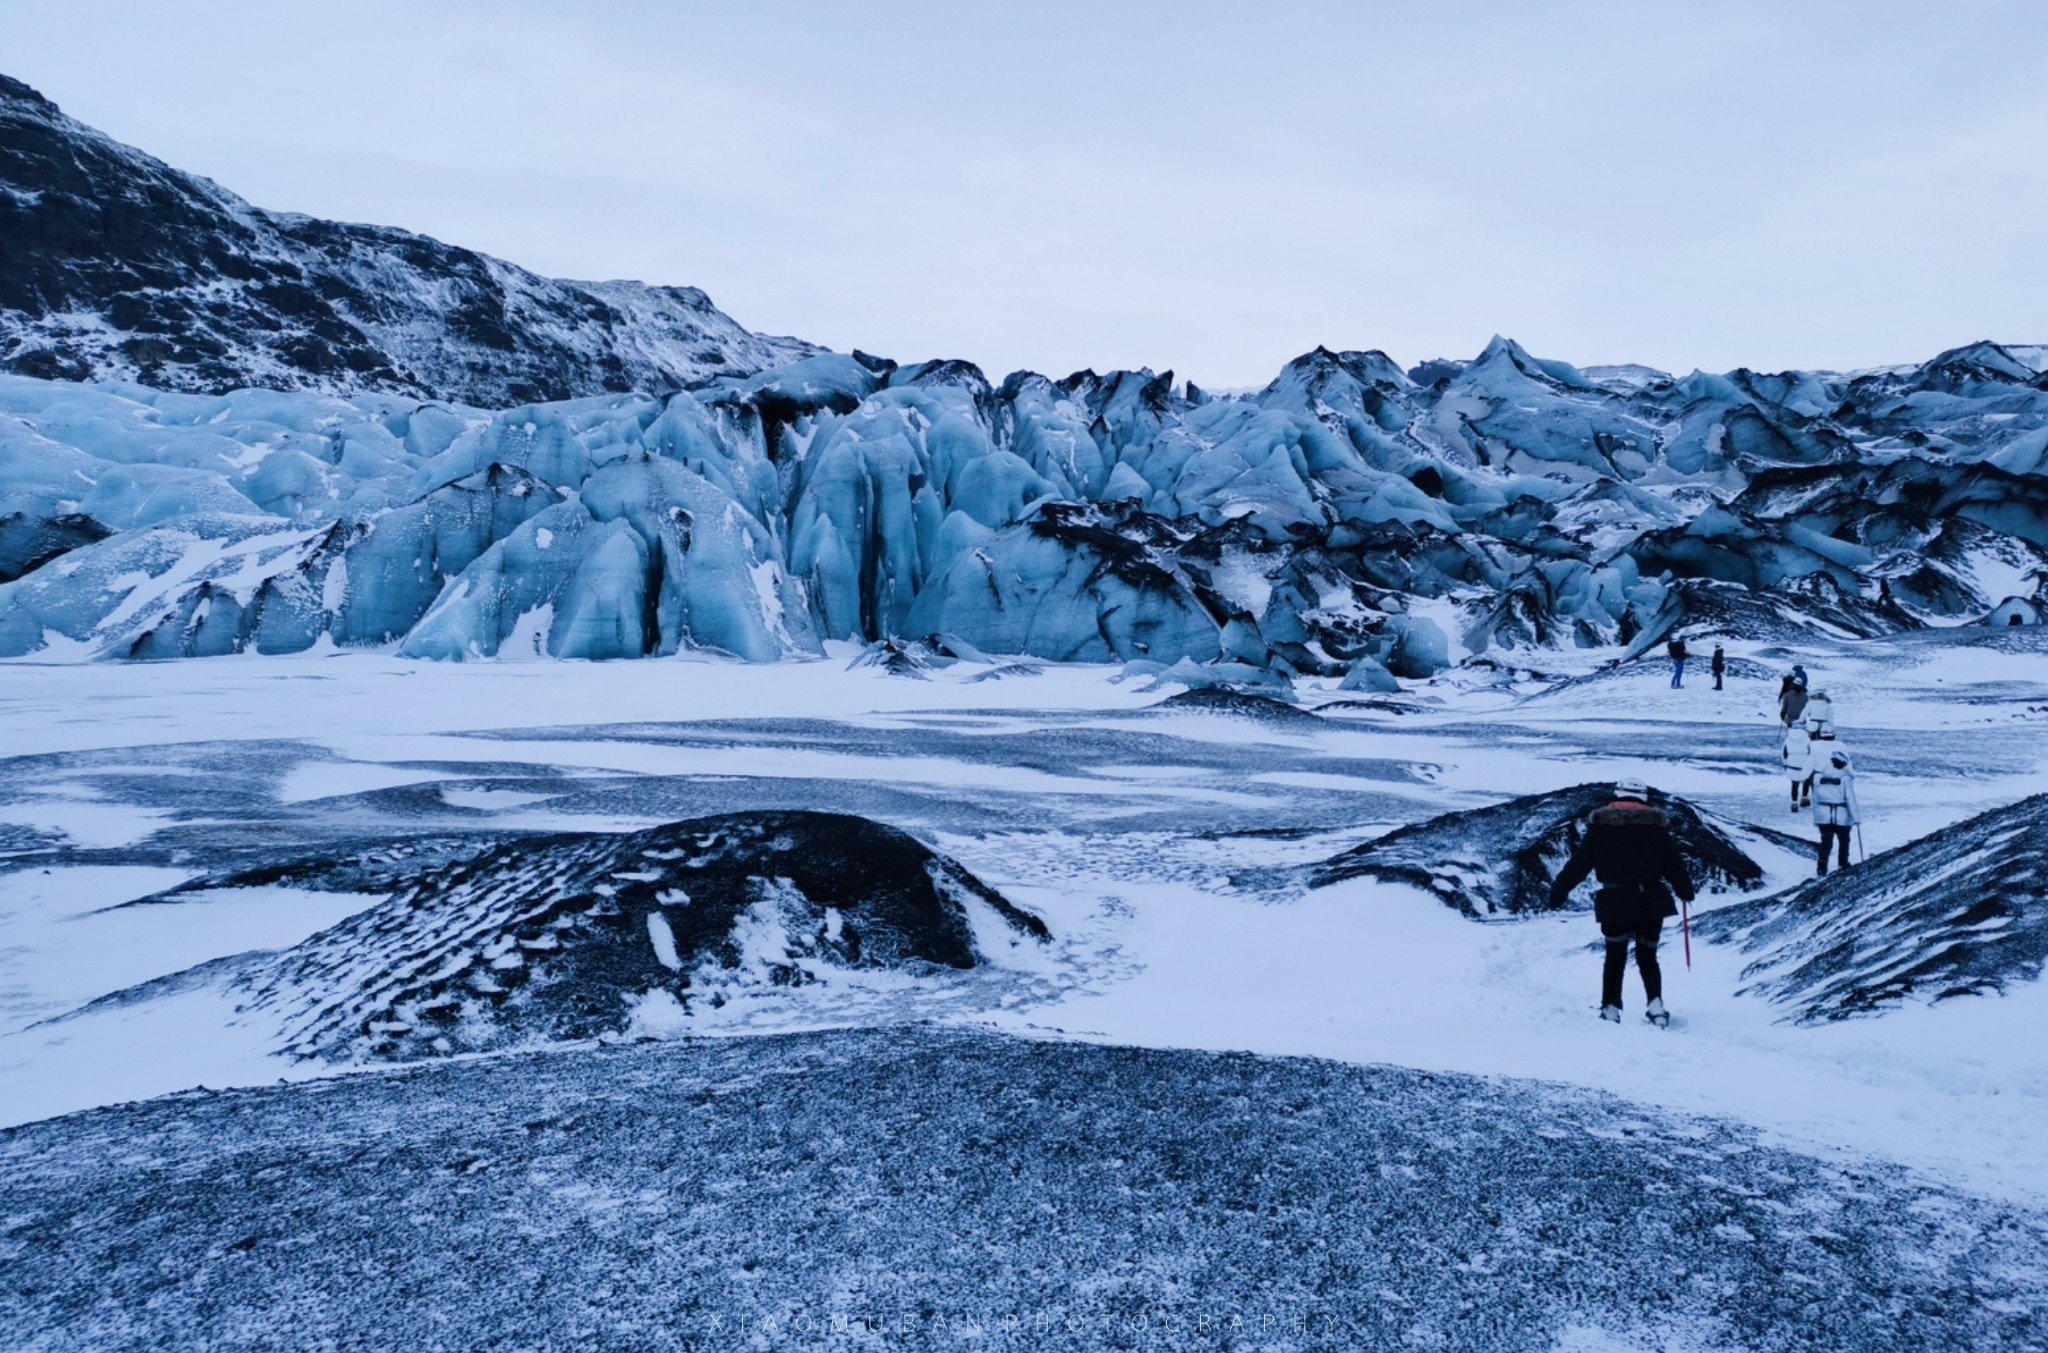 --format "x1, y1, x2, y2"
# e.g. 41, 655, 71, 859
1, 334, 2045, 672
